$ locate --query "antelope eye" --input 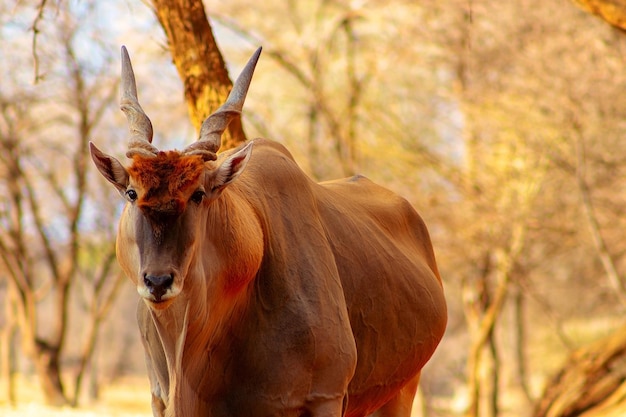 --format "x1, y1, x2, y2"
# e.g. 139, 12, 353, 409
191, 190, 206, 204
125, 189, 138, 202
